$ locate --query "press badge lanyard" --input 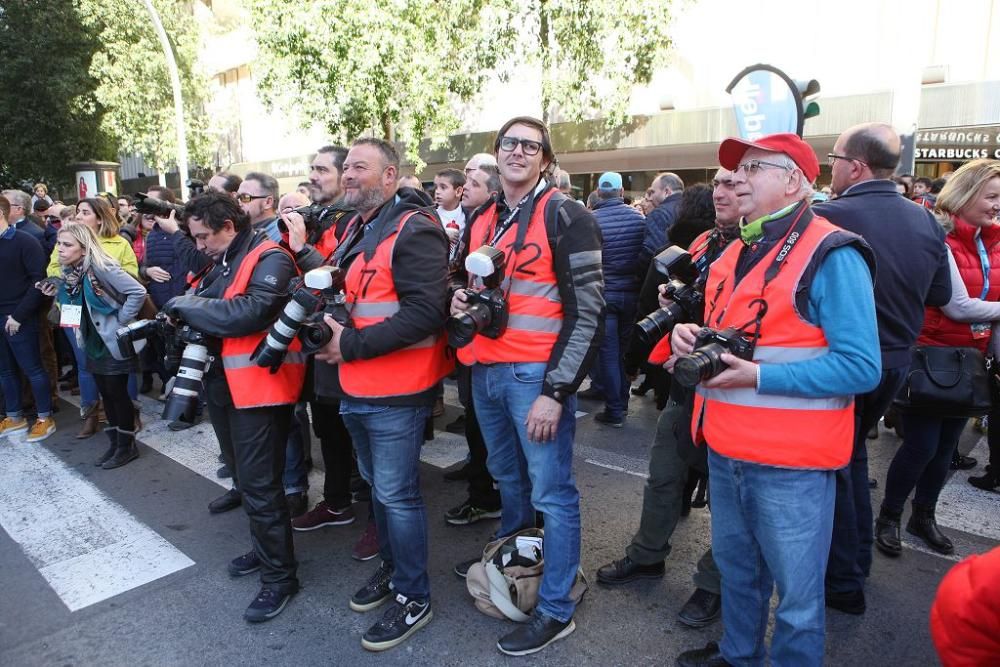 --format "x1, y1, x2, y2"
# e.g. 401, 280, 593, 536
976, 235, 990, 299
